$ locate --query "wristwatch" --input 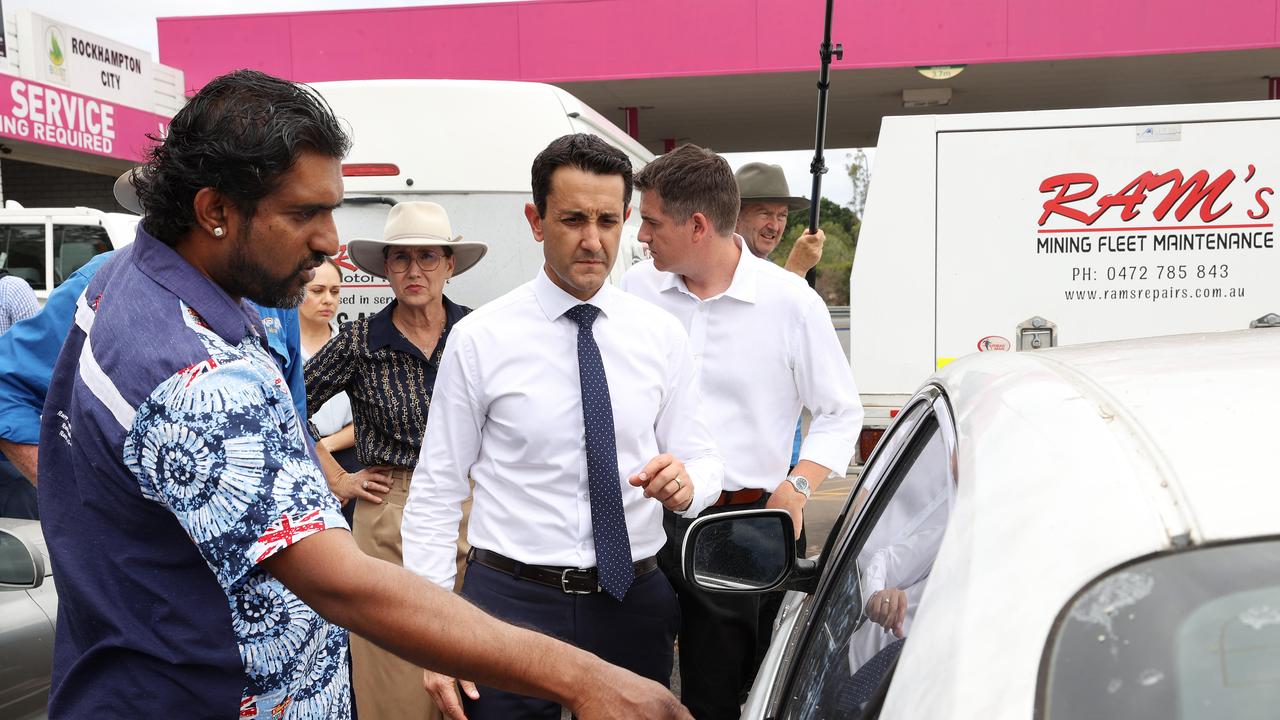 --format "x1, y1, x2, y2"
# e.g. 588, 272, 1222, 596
784, 474, 812, 500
